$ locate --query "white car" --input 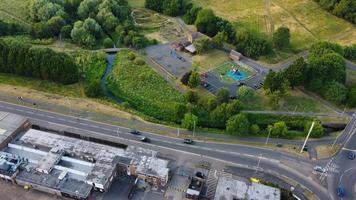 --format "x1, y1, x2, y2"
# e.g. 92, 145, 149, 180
313, 166, 326, 173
